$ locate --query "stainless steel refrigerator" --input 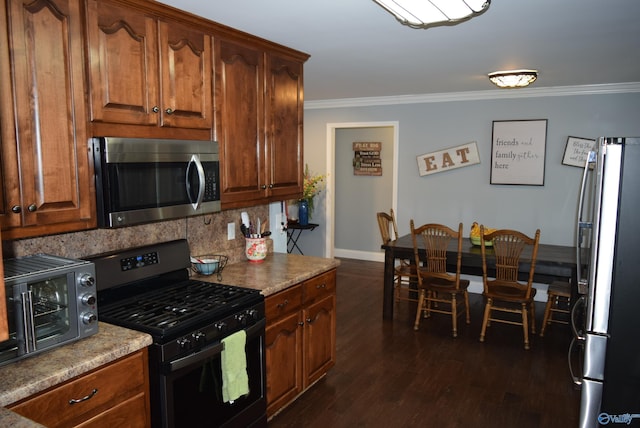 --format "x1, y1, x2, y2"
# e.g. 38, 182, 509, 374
572, 137, 640, 427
